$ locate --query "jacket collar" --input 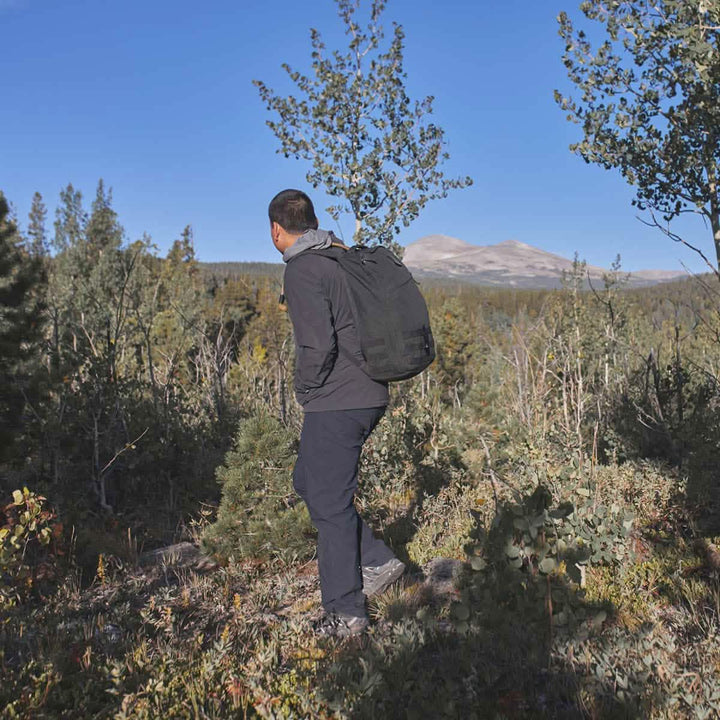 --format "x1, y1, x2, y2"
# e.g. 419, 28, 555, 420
282, 228, 335, 263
